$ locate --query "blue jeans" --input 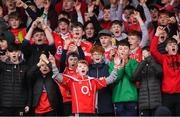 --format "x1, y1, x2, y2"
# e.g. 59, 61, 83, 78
114, 102, 137, 116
